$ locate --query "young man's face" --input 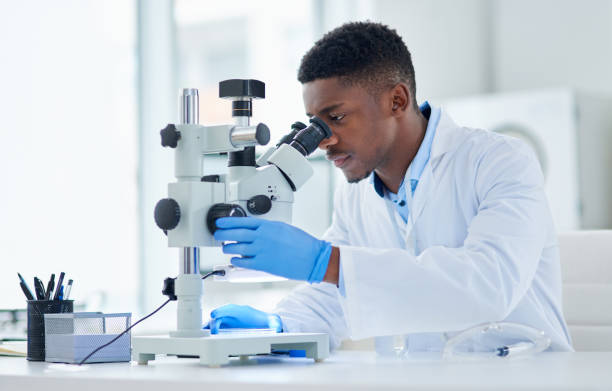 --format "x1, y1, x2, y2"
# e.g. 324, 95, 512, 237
303, 77, 396, 183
